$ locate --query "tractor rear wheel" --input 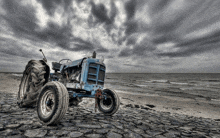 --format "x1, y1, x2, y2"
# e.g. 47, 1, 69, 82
37, 81, 69, 125
17, 60, 48, 107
